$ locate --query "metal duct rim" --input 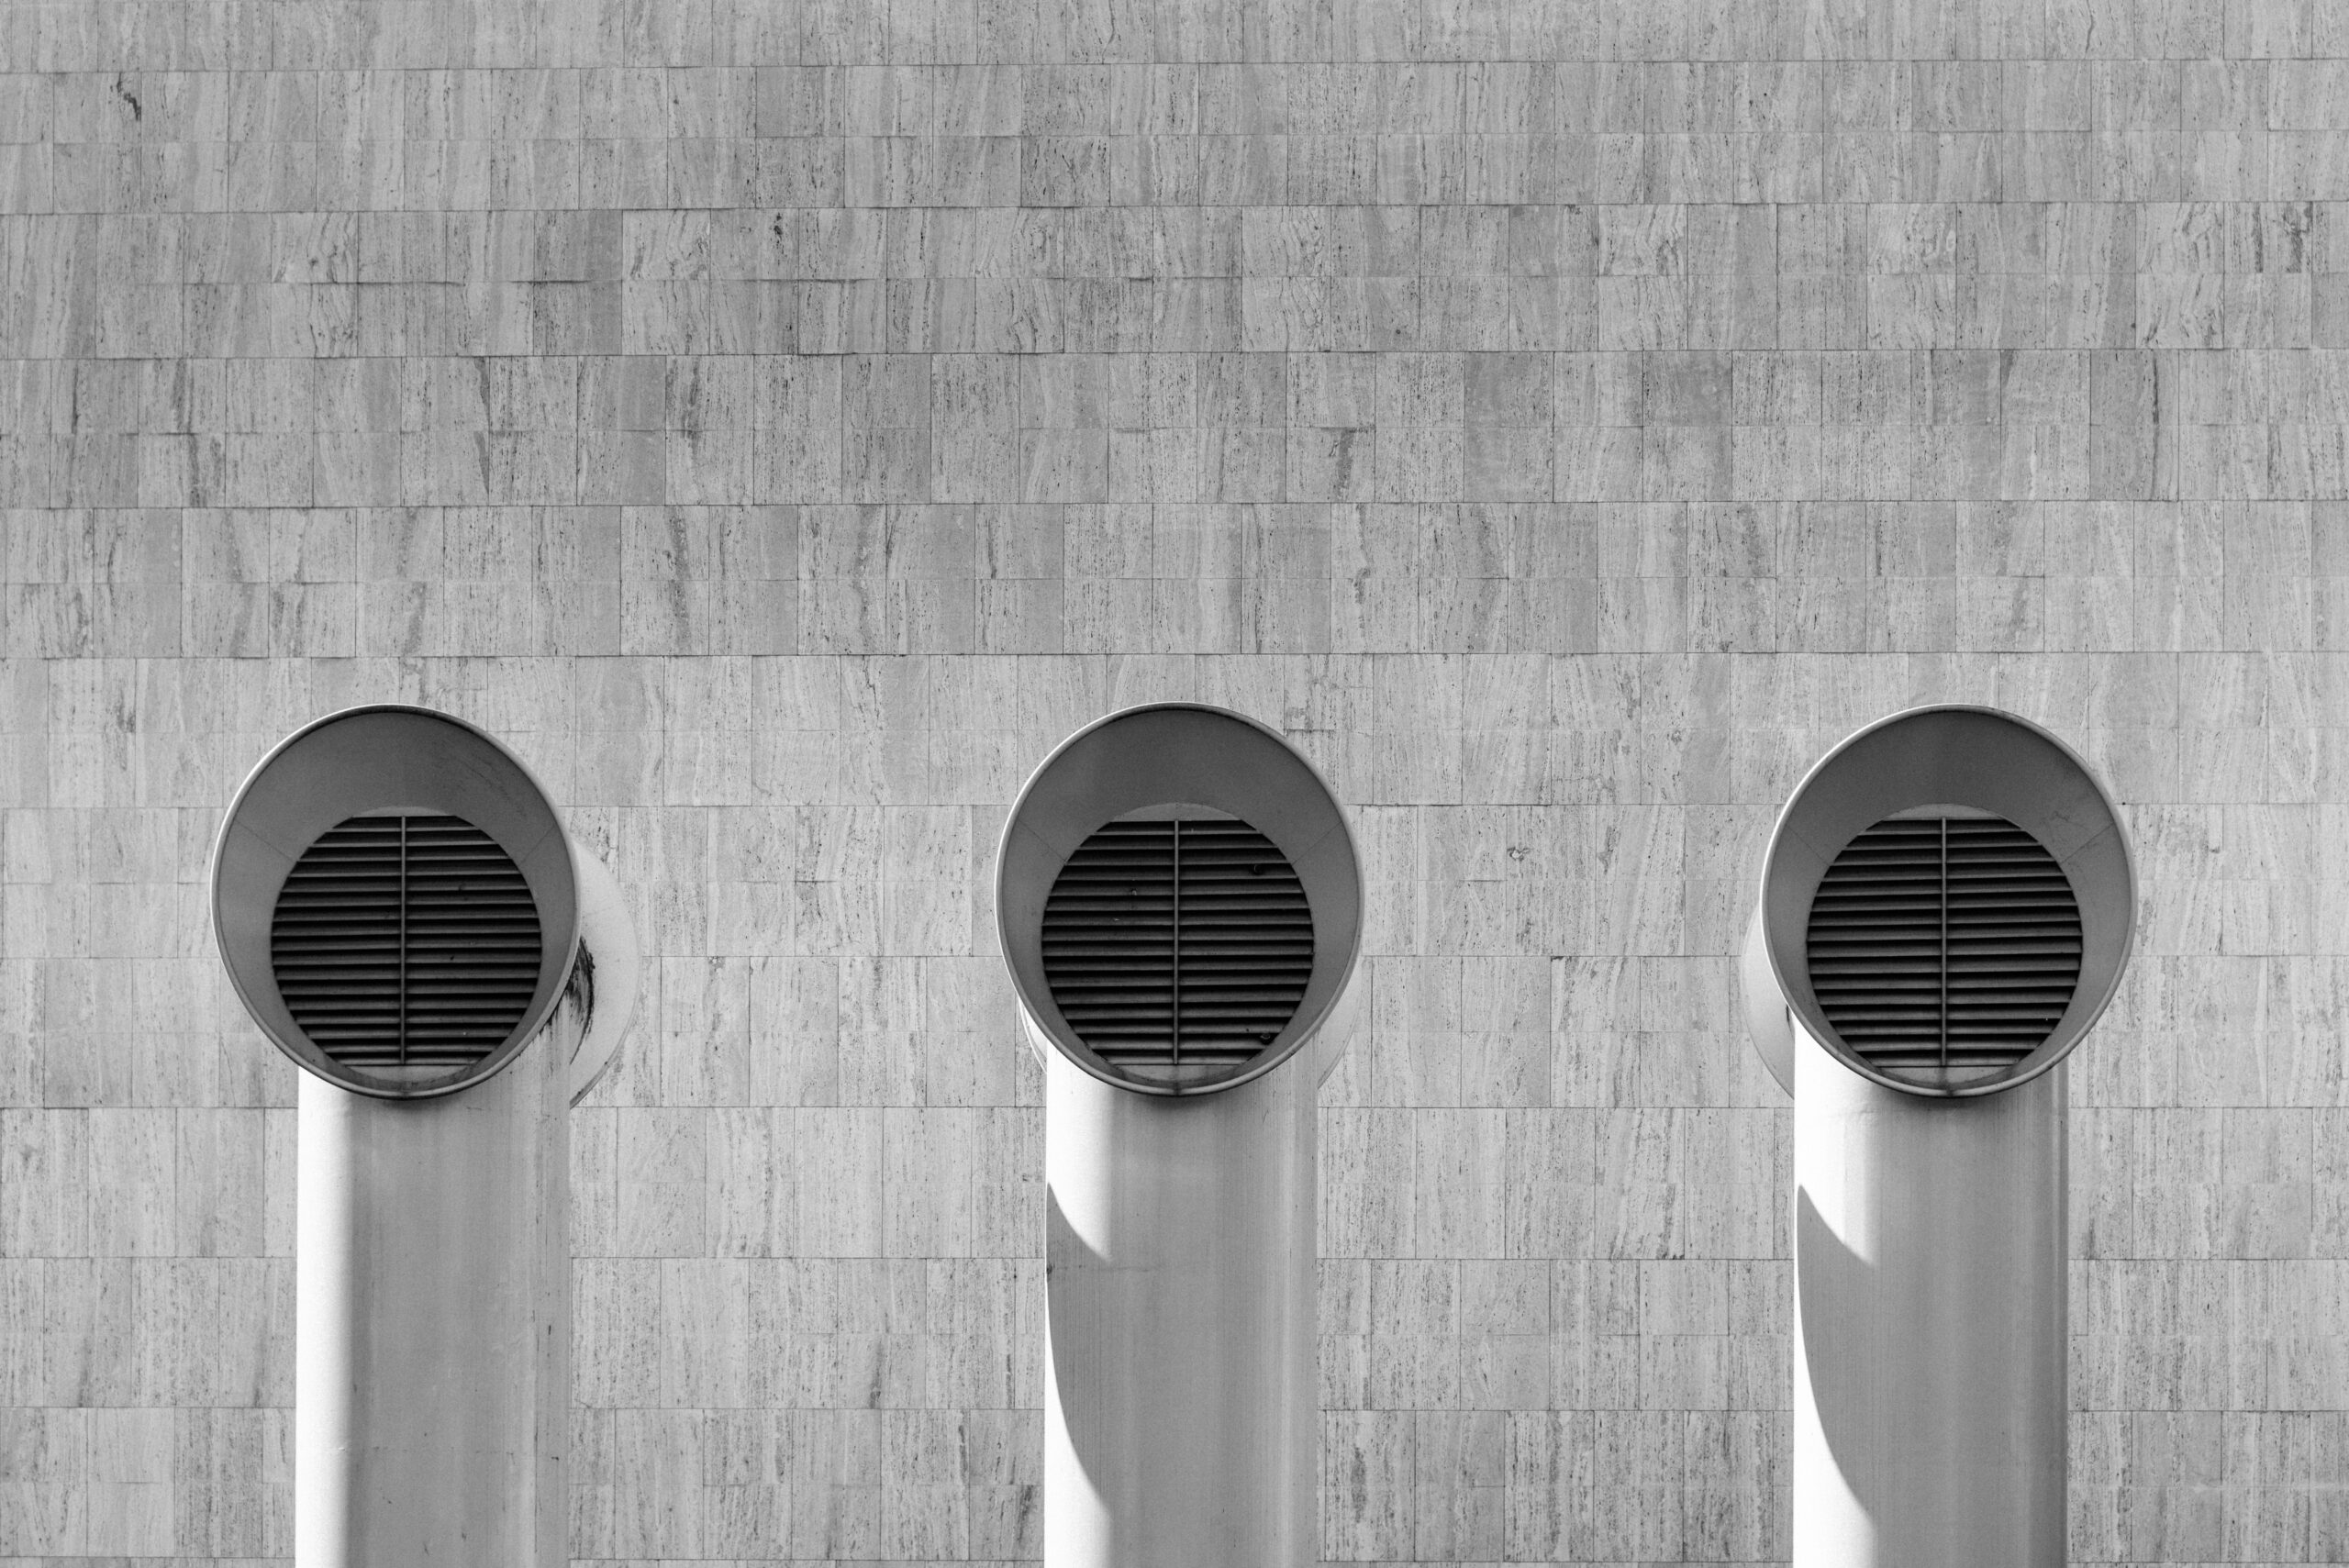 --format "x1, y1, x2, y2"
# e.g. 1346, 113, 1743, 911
211, 705, 582, 1099
1750, 704, 2134, 1098
996, 703, 1364, 1096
